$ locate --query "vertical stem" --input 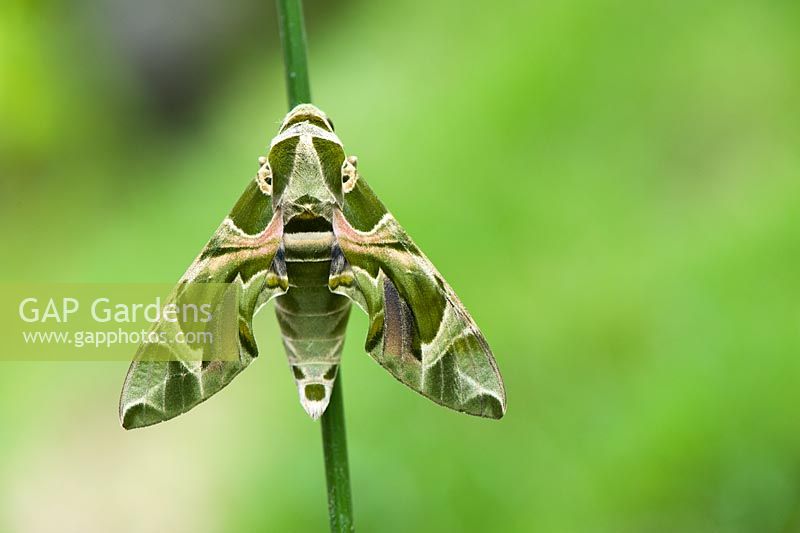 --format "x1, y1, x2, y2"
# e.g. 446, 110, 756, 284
276, 1, 354, 531
276, 0, 312, 107
320, 372, 354, 532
